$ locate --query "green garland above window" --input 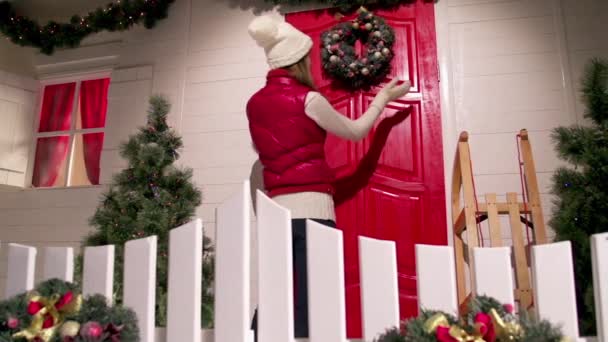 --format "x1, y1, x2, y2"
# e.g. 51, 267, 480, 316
265, 0, 434, 11
0, 0, 175, 55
